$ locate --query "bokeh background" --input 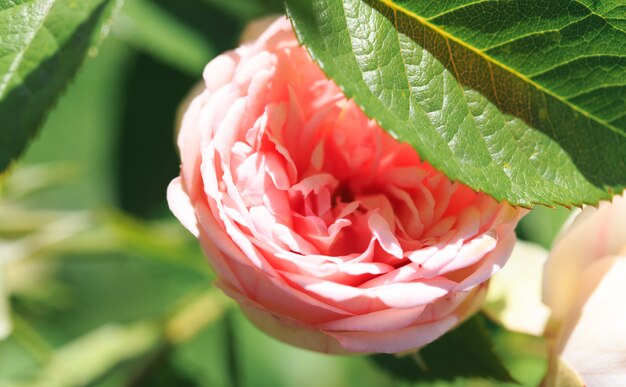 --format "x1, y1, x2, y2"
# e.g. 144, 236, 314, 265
0, 1, 571, 386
